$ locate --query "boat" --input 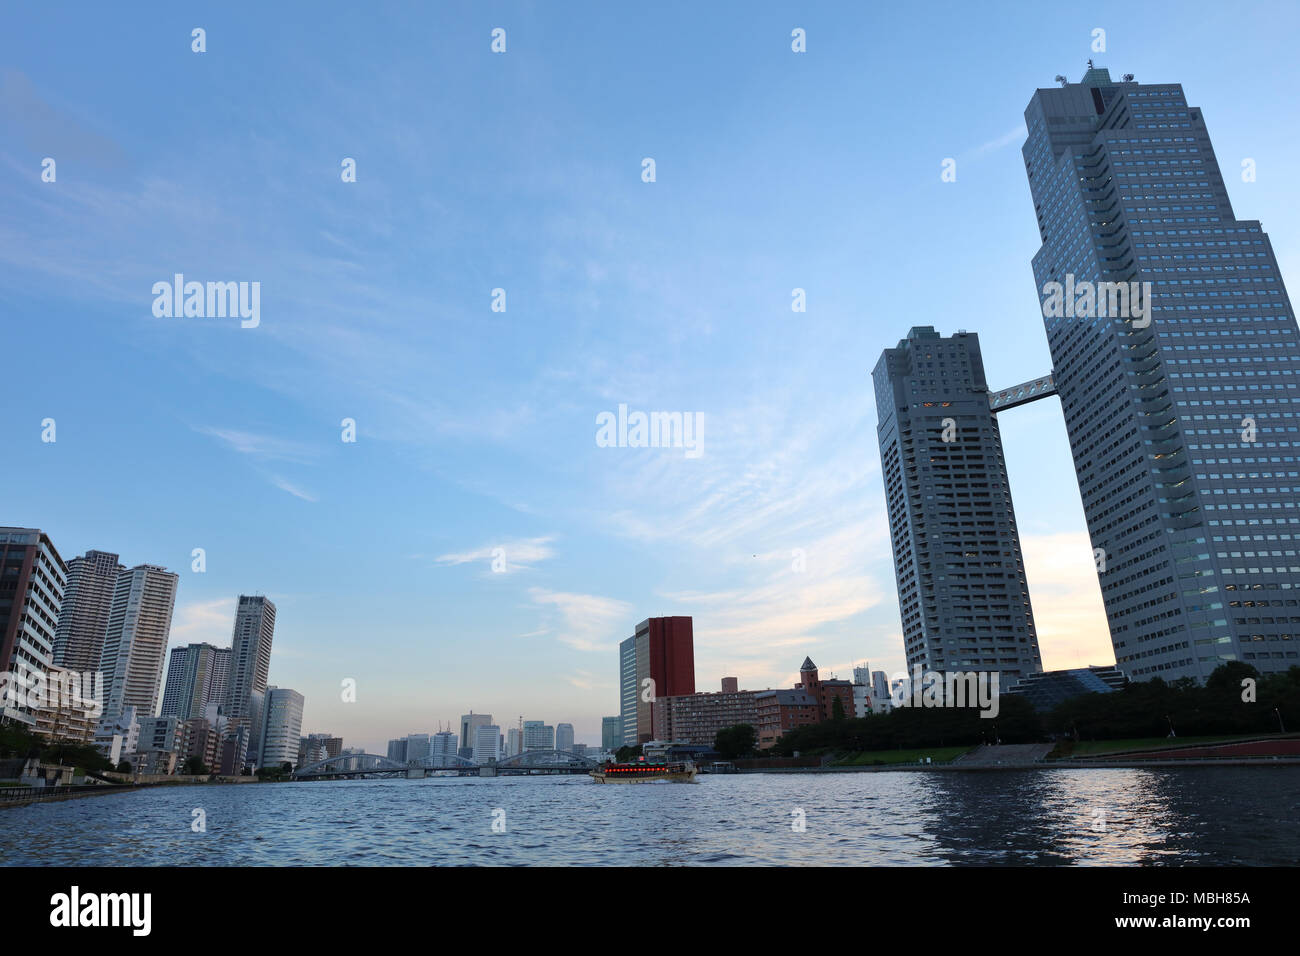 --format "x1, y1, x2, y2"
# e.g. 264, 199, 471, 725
589, 759, 697, 783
